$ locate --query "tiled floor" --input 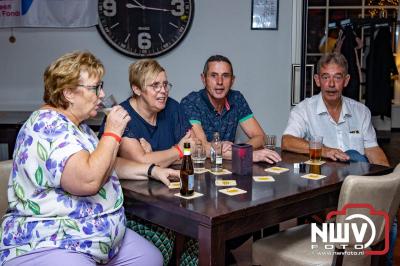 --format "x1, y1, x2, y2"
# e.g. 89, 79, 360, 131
231, 132, 400, 265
